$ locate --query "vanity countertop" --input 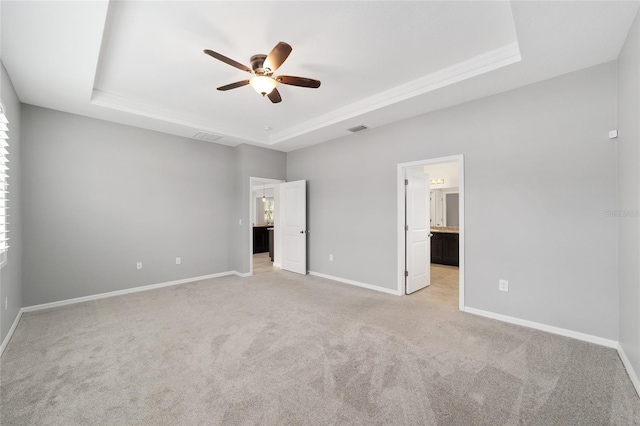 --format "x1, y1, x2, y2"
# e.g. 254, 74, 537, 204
431, 226, 459, 234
